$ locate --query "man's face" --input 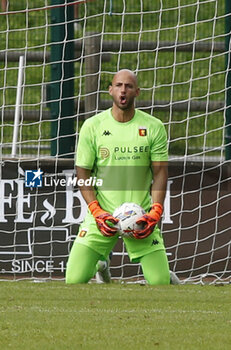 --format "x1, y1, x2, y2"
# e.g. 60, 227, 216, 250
109, 71, 140, 110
